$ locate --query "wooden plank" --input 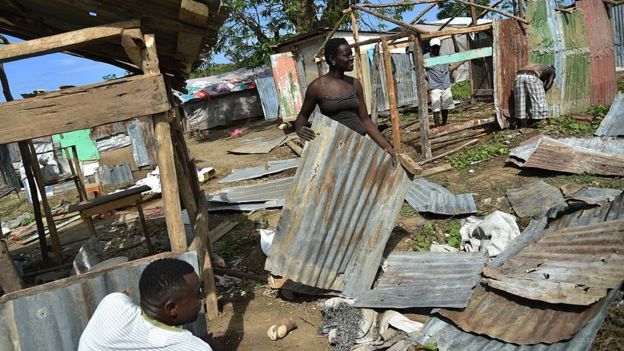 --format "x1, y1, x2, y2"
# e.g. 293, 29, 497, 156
419, 139, 479, 165
370, 44, 381, 124
429, 116, 496, 138
421, 23, 493, 40
176, 0, 209, 73
411, 36, 432, 158
424, 47, 492, 67
421, 163, 453, 176
397, 153, 423, 175
121, 28, 145, 68
0, 239, 23, 292
0, 20, 140, 62
28, 142, 63, 265
0, 74, 170, 144
210, 221, 238, 244
188, 197, 219, 320
154, 112, 187, 252
69, 146, 88, 200
351, 12, 365, 85
381, 38, 401, 150
136, 203, 155, 254
79, 195, 142, 218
